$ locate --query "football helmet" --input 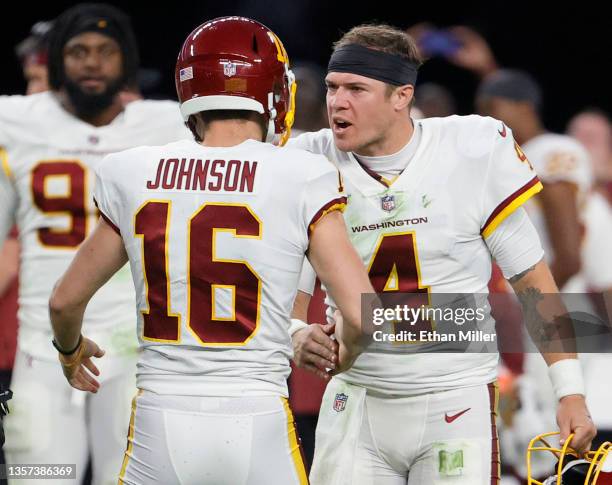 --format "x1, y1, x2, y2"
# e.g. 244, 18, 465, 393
527, 432, 612, 484
175, 16, 296, 146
